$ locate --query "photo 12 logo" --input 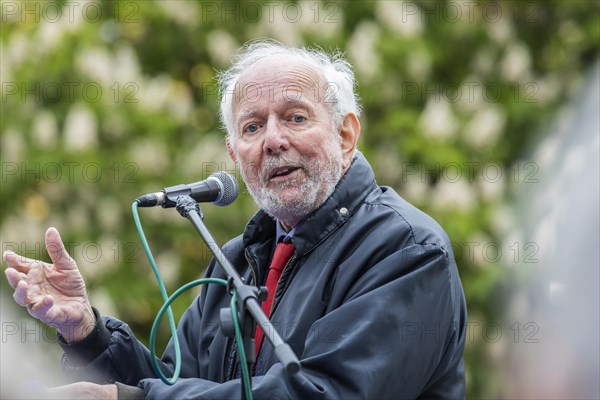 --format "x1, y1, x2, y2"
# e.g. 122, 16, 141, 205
199, 1, 340, 24
2, 82, 139, 104
1, 162, 139, 184
401, 162, 539, 184
1, 1, 139, 24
